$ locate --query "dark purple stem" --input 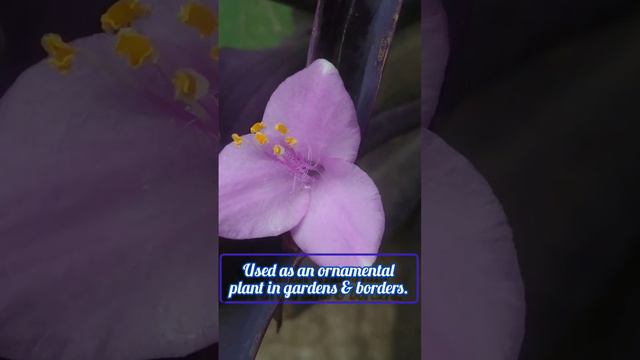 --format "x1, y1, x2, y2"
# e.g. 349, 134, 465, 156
307, 0, 403, 135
